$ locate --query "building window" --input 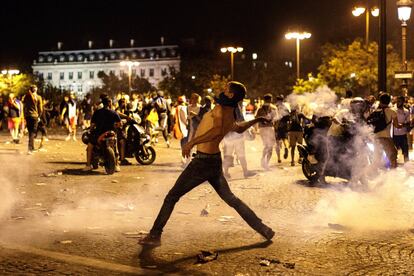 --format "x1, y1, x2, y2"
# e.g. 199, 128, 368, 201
161, 68, 167, 76
60, 72, 64, 80
59, 85, 66, 91
38, 73, 44, 80
69, 84, 74, 91
69, 72, 73, 80
110, 70, 115, 75
140, 69, 145, 77
78, 84, 83, 92
149, 68, 154, 77
89, 71, 94, 79
47, 72, 52, 80
78, 72, 82, 79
